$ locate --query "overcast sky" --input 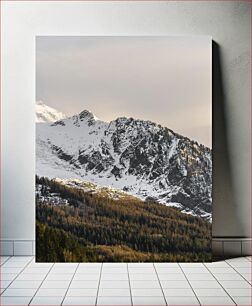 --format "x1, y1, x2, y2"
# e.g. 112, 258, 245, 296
36, 36, 212, 147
